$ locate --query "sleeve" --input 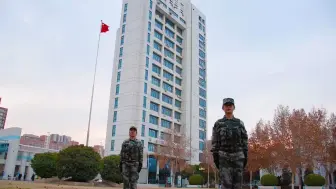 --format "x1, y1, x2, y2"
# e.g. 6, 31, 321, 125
240, 120, 248, 153
139, 141, 144, 164
120, 141, 125, 161
210, 121, 219, 154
